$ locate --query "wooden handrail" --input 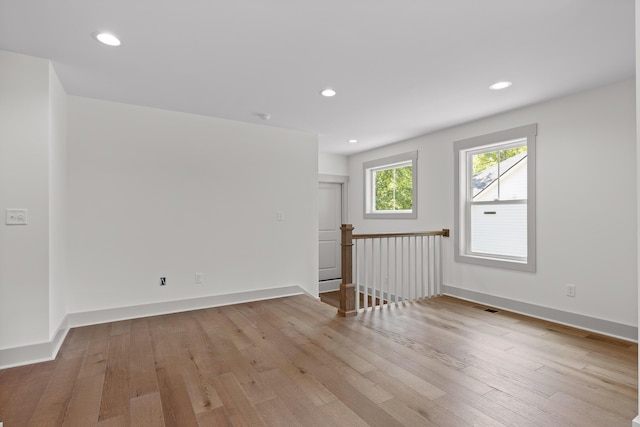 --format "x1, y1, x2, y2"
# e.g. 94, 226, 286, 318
353, 229, 450, 240
337, 224, 449, 317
